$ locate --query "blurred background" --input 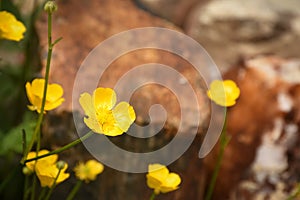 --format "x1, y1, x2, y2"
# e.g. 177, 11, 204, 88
1, 0, 300, 199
